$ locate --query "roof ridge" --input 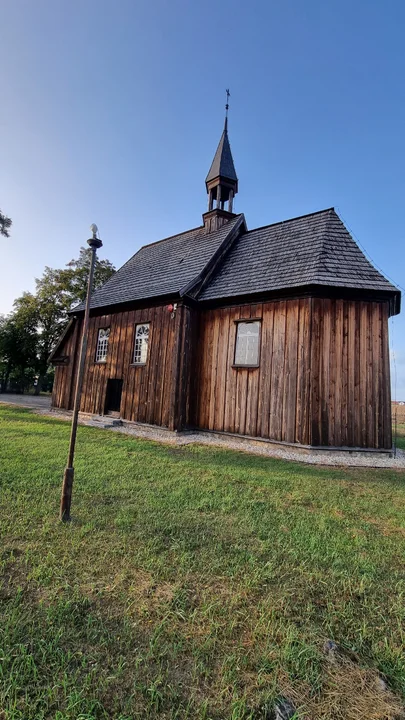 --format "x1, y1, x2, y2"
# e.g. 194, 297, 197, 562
244, 207, 335, 236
